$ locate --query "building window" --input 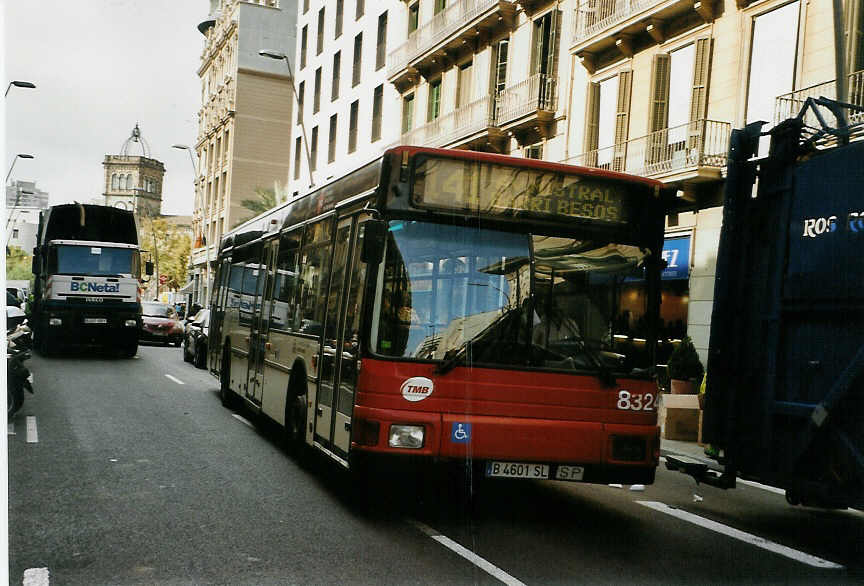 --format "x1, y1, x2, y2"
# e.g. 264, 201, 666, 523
356, 0, 364, 20
427, 79, 441, 121
294, 136, 302, 180
747, 1, 800, 154
111, 174, 118, 189
303, 0, 309, 14
331, 51, 341, 101
297, 80, 305, 123
525, 143, 543, 159
301, 25, 308, 69
402, 94, 414, 134
531, 10, 560, 78
457, 60, 472, 108
371, 84, 383, 142
317, 7, 325, 55
314, 67, 322, 113
349, 100, 359, 153
335, 0, 344, 38
310, 126, 318, 172
352, 33, 363, 87
376, 11, 388, 71
12, 229, 19, 239
408, 2, 419, 34
434, 0, 446, 15
328, 114, 338, 163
